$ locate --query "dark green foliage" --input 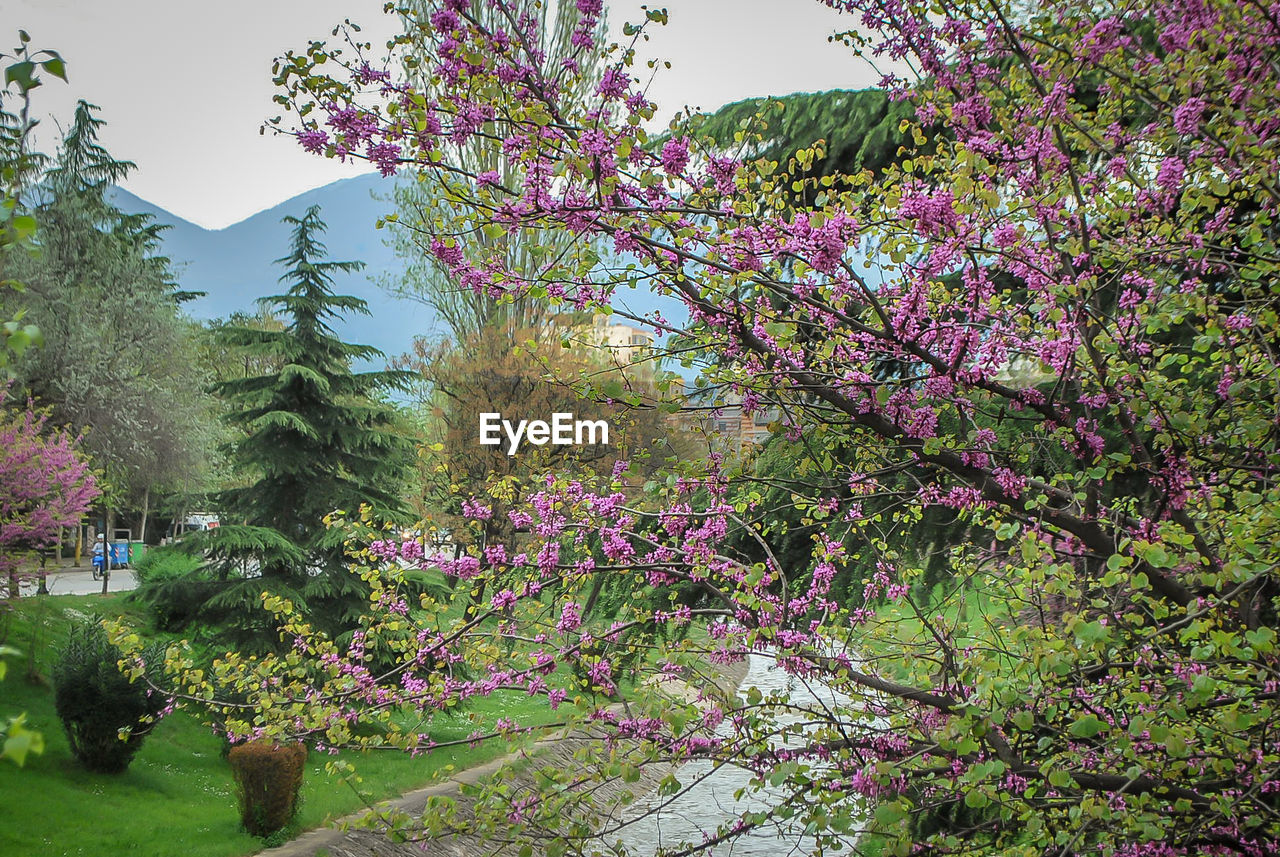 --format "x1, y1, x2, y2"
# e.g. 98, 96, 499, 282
177, 525, 309, 578
128, 544, 218, 631
226, 739, 307, 837
910, 792, 1003, 843
131, 544, 203, 585
213, 206, 413, 554
162, 206, 415, 646
52, 621, 167, 774
132, 571, 222, 633
137, 529, 308, 641
7, 101, 215, 530
689, 88, 930, 204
